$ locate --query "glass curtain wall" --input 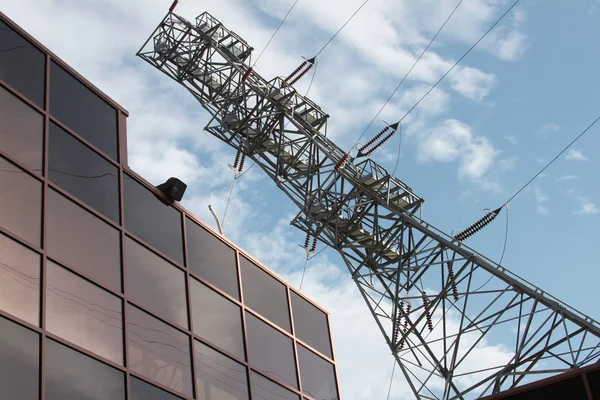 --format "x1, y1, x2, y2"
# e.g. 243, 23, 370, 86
0, 14, 340, 400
